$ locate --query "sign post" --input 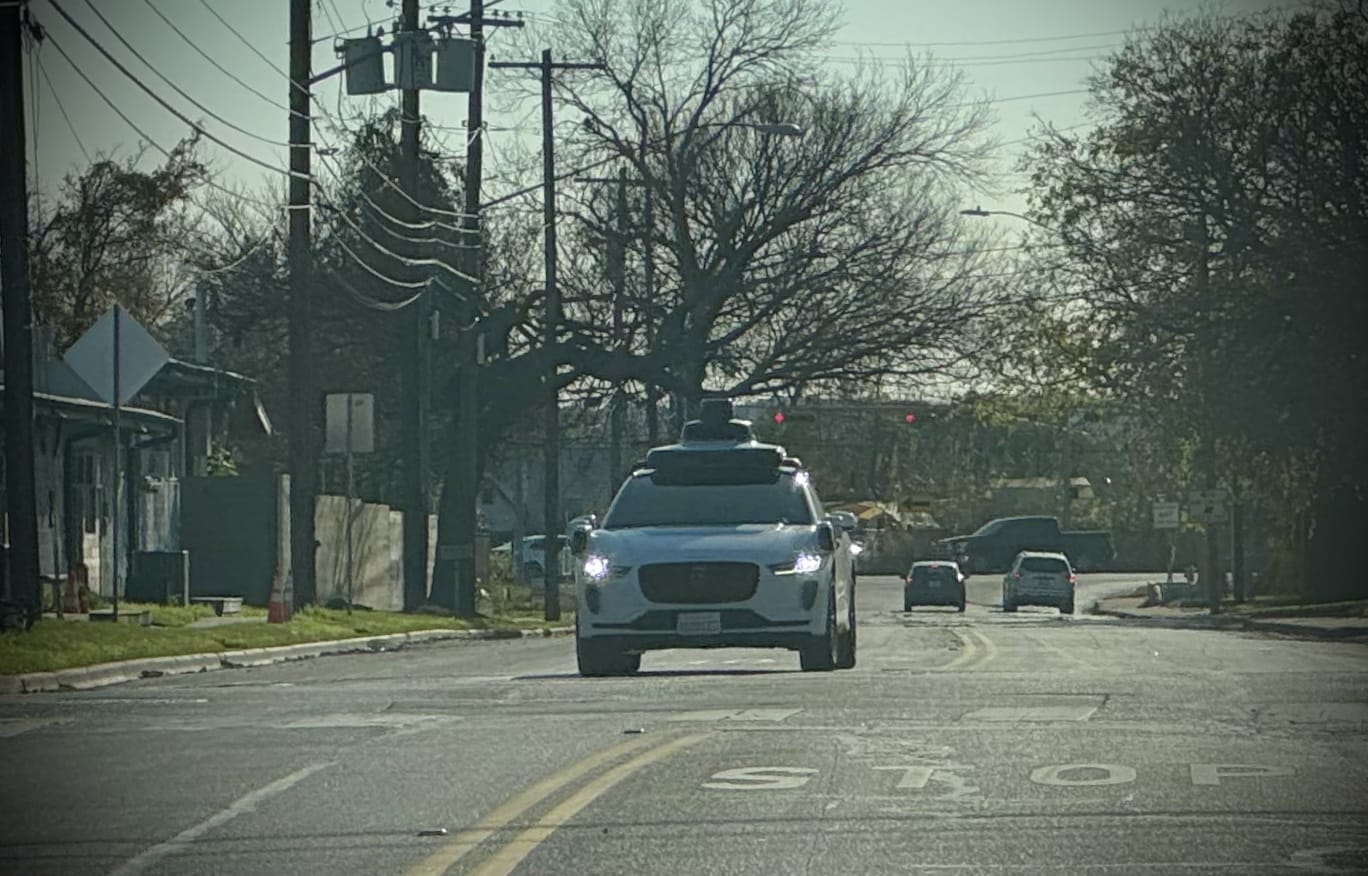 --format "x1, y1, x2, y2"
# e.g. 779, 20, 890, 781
1152, 500, 1180, 587
64, 305, 169, 619
325, 394, 374, 612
